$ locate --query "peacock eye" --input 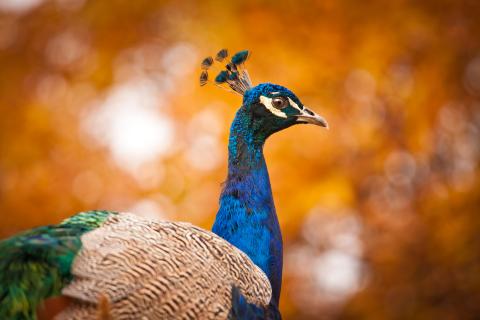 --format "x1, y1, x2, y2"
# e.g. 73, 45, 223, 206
271, 97, 288, 109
